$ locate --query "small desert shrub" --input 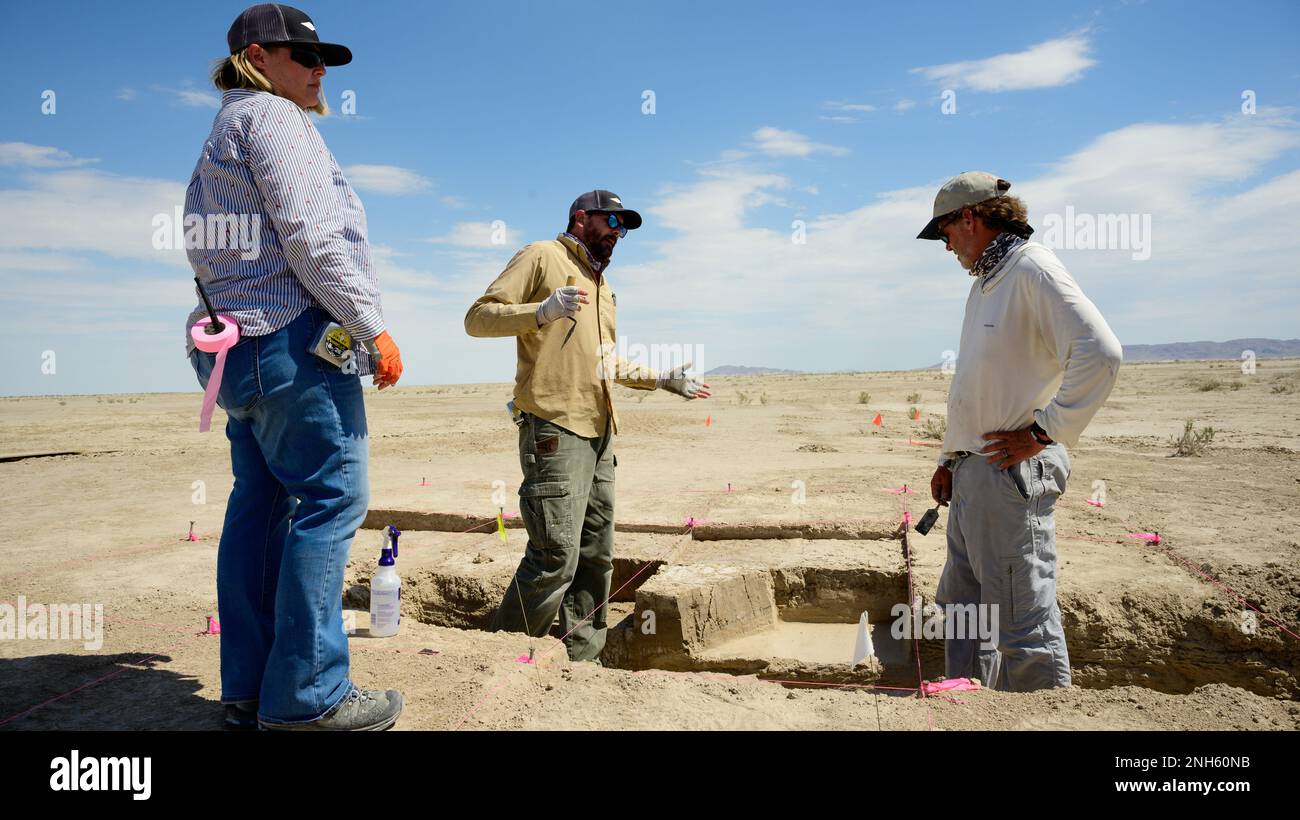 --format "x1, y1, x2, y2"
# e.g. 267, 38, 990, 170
1188, 378, 1241, 392
906, 392, 921, 403
1170, 420, 1215, 457
1269, 373, 1297, 394
920, 415, 947, 440
857, 391, 871, 405
736, 392, 752, 406
759, 393, 769, 405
